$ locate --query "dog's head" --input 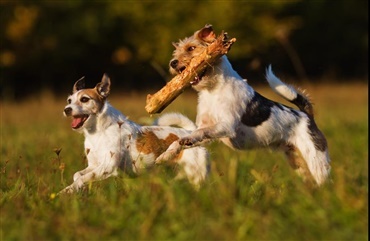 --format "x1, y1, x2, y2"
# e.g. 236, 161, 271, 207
64, 74, 111, 131
169, 24, 216, 78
